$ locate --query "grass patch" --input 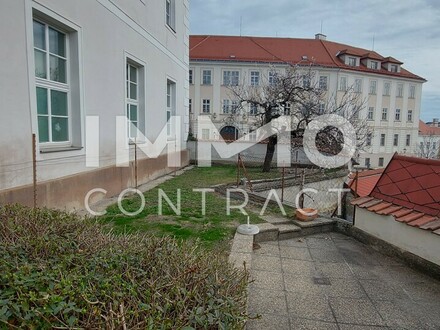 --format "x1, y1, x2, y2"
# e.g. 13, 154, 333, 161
100, 165, 289, 247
